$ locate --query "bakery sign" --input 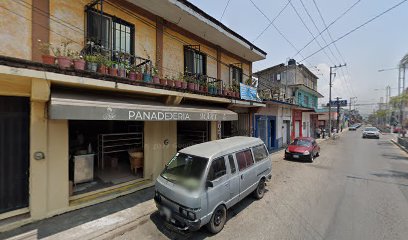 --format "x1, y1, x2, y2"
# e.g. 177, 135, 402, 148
49, 101, 237, 121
